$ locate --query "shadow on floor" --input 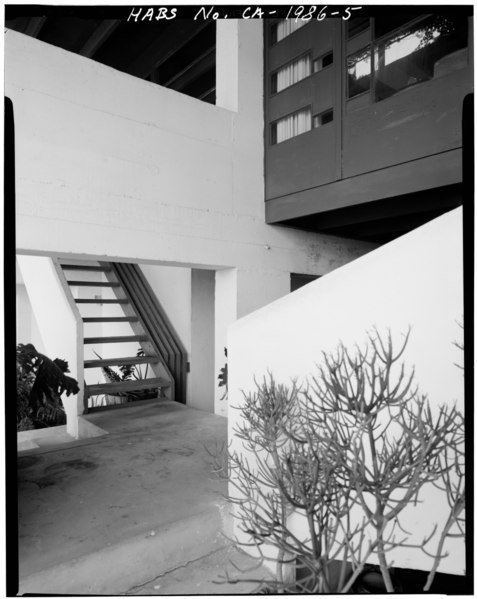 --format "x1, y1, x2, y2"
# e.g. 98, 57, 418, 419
17, 400, 268, 595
